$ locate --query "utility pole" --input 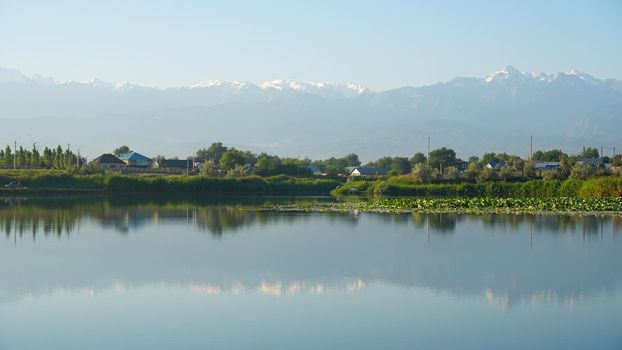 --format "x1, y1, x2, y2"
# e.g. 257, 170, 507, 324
32, 142, 36, 169
77, 149, 81, 167
427, 136, 430, 166
529, 135, 533, 161
600, 146, 603, 158
13, 140, 16, 170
